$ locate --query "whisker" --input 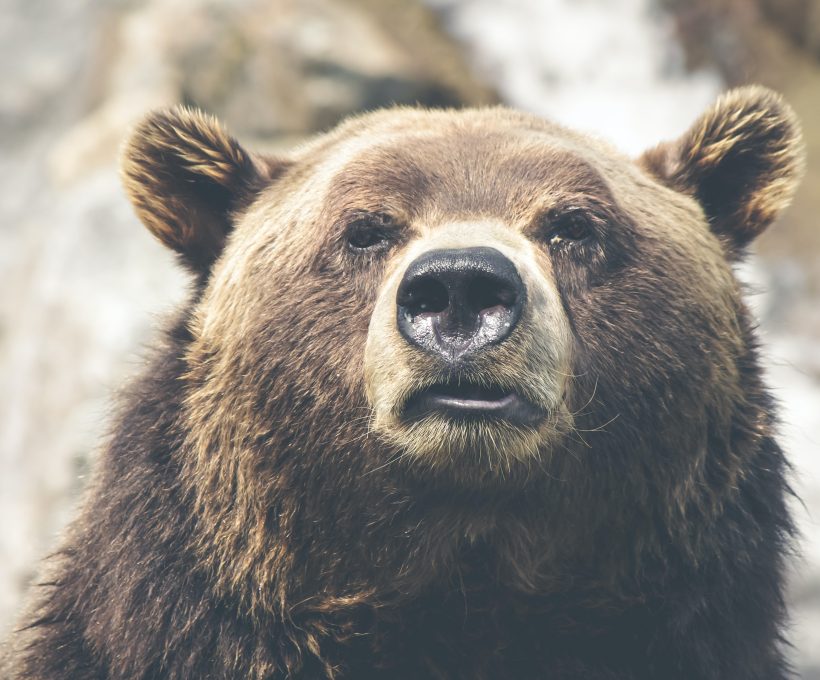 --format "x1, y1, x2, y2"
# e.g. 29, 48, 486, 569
574, 413, 620, 434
